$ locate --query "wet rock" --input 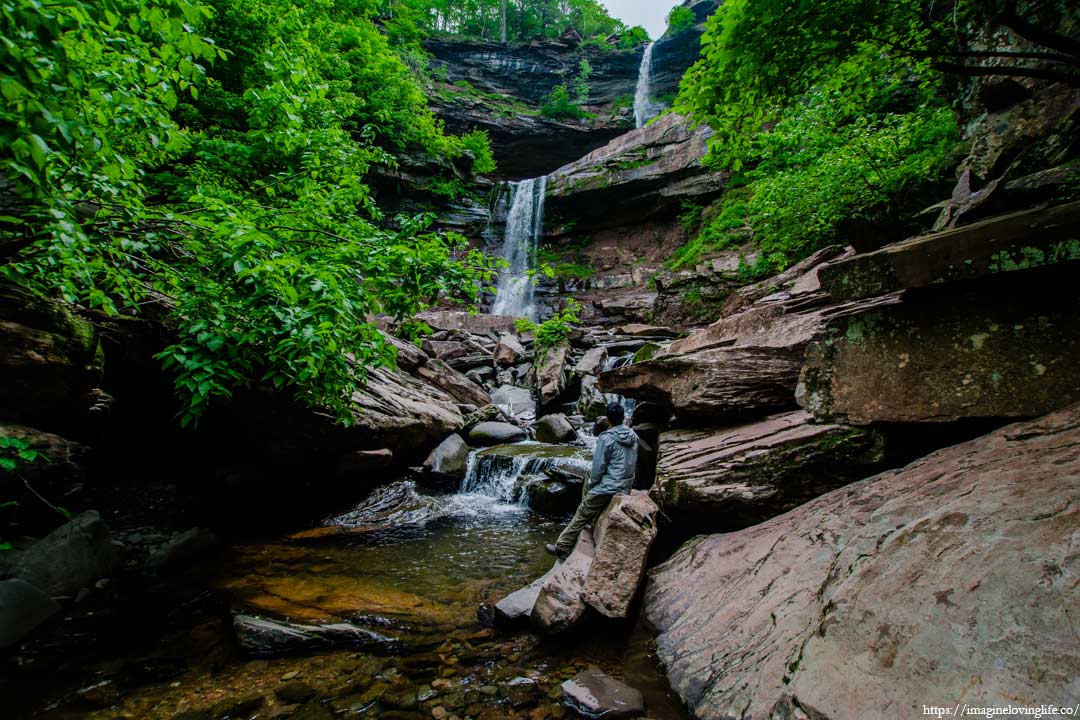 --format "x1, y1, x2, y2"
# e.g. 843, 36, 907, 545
655, 411, 883, 523
275, 681, 317, 704
501, 677, 542, 708
576, 376, 609, 420
573, 347, 608, 377
581, 492, 658, 619
521, 477, 579, 516
532, 530, 595, 634
468, 422, 527, 446
0, 578, 61, 648
645, 403, 1080, 720
415, 359, 492, 409
561, 667, 644, 719
491, 385, 537, 423
233, 614, 395, 656
349, 367, 463, 451
423, 434, 470, 482
494, 334, 527, 368
11, 510, 118, 597
146, 527, 219, 574
534, 414, 577, 444
536, 345, 570, 409
798, 266, 1080, 424
462, 404, 506, 432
